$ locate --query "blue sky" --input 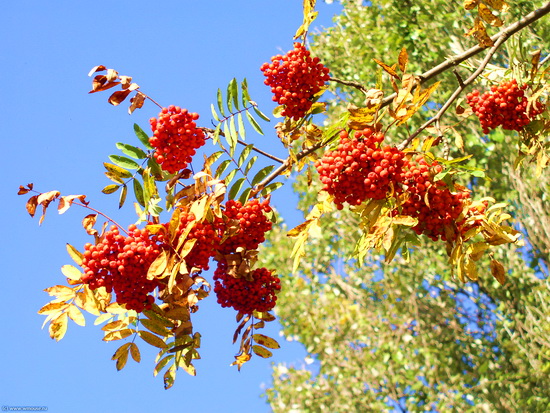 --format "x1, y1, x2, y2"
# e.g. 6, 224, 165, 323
1, 1, 342, 412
